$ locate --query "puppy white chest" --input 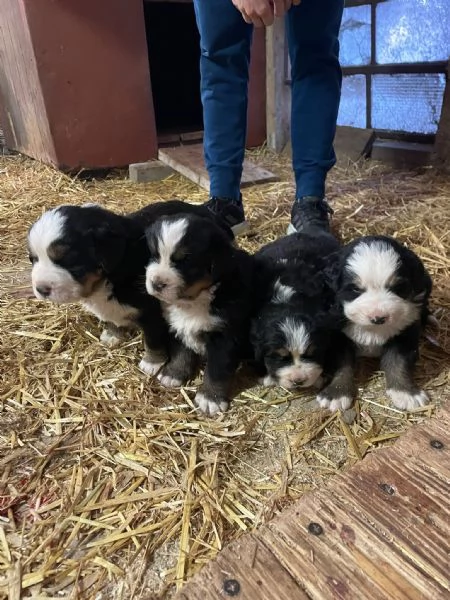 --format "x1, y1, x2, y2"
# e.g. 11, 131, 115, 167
164, 291, 223, 355
81, 282, 139, 327
344, 324, 386, 357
